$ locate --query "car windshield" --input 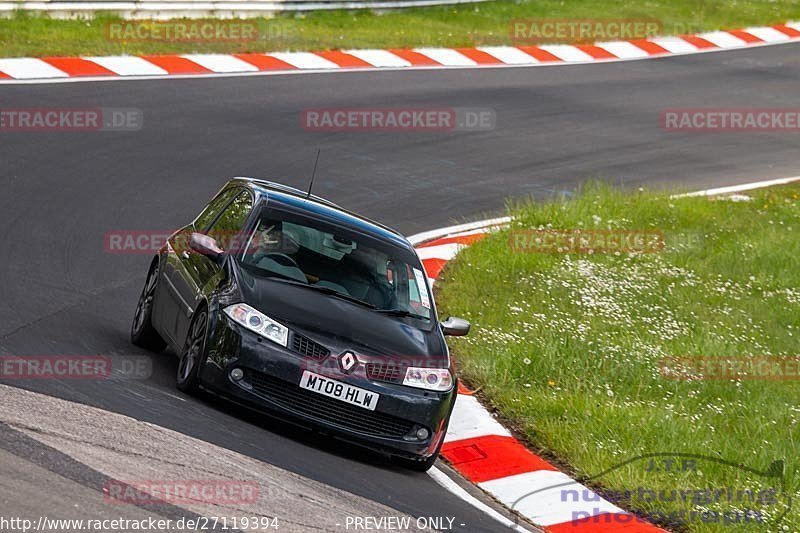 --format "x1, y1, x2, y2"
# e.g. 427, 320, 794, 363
238, 208, 432, 320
